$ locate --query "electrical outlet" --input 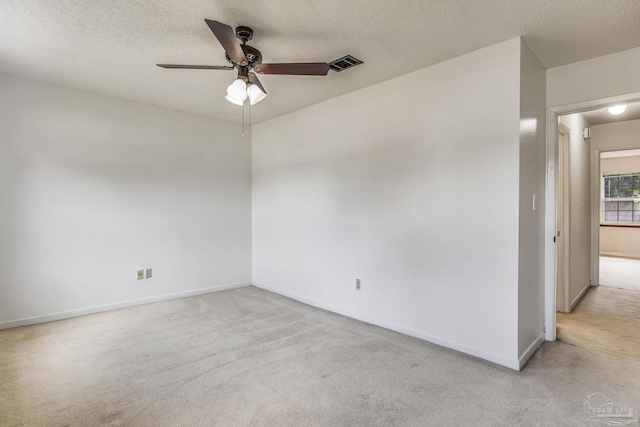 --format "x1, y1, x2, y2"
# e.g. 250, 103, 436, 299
356, 278, 361, 290
137, 270, 144, 280
145, 268, 152, 279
